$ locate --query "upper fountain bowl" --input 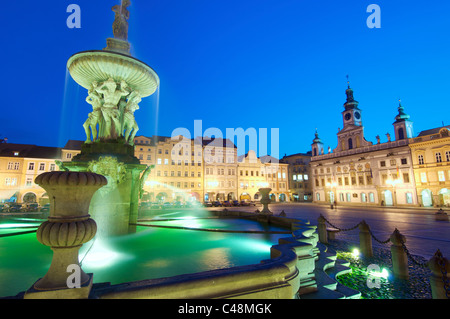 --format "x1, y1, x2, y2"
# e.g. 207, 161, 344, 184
67, 50, 160, 98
